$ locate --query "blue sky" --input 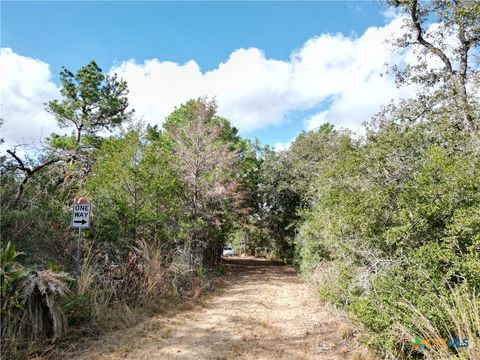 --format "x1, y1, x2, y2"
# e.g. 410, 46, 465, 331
1, 1, 408, 149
